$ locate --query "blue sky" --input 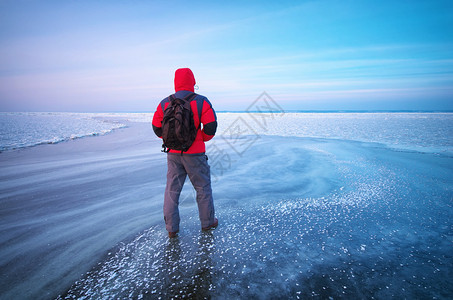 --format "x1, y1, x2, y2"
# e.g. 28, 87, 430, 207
0, 0, 452, 112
